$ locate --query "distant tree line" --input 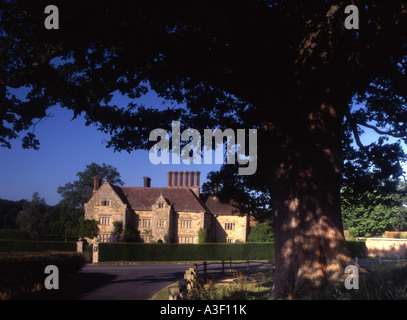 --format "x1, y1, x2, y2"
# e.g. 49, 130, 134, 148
0, 162, 123, 239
